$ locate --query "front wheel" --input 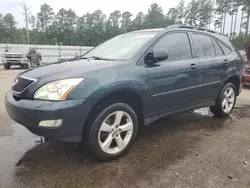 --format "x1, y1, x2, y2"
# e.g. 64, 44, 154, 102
3, 64, 11, 70
37, 61, 41, 66
22, 62, 30, 69
210, 83, 236, 117
86, 103, 138, 161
